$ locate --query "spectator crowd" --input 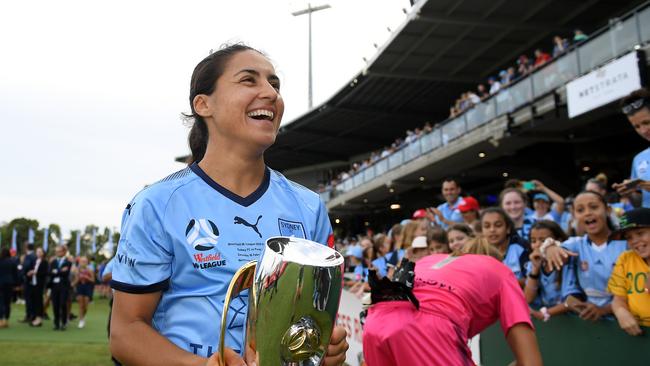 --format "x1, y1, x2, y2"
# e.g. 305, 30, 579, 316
320, 29, 591, 194
338, 171, 649, 339
336, 84, 650, 342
